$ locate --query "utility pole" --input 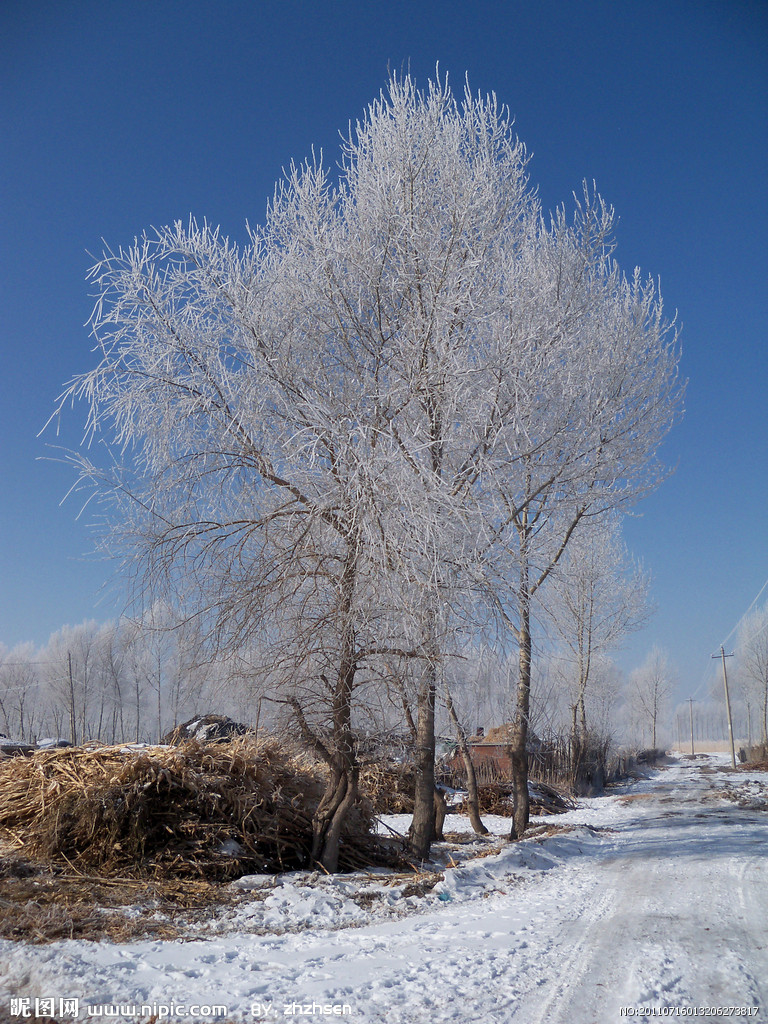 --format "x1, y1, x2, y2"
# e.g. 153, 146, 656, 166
687, 698, 696, 756
712, 646, 736, 768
